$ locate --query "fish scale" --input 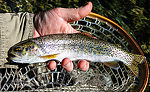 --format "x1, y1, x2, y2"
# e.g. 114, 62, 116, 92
7, 33, 146, 77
